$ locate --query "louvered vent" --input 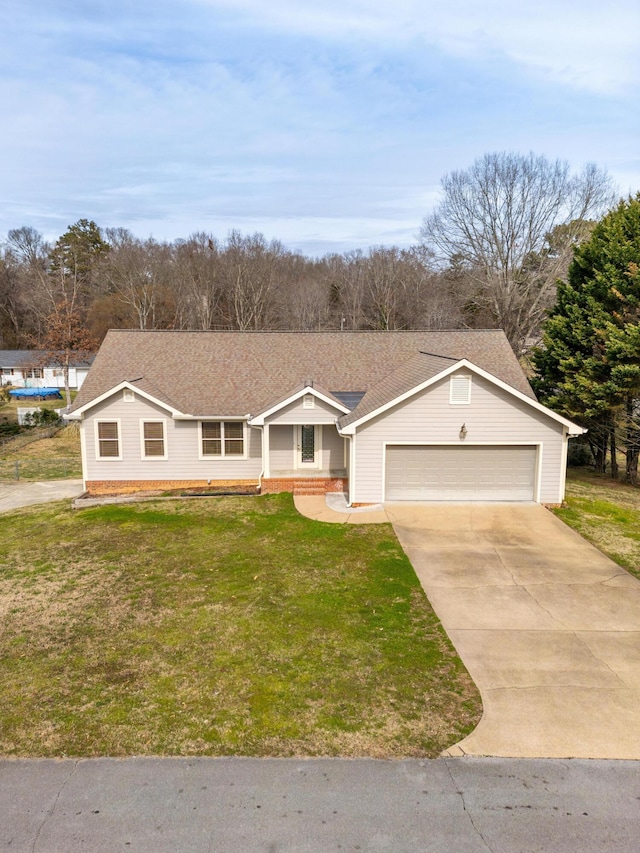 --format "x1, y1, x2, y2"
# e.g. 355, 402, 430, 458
450, 375, 471, 404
